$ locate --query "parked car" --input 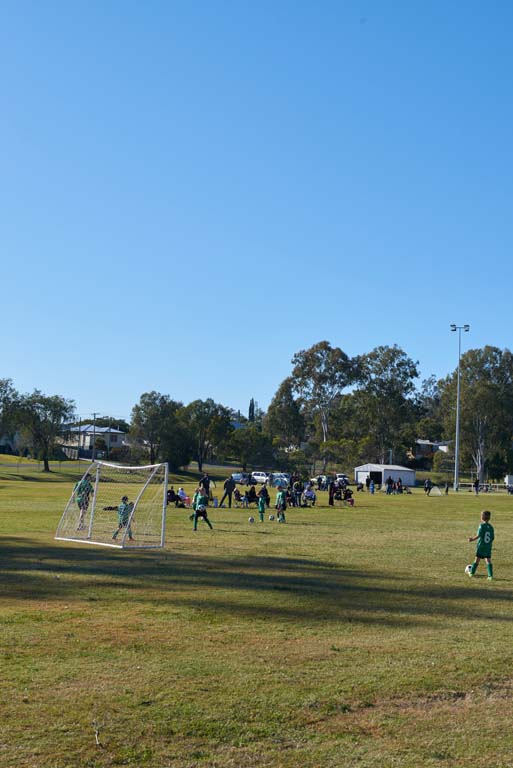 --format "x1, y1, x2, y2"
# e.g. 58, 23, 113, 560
232, 472, 255, 485
251, 471, 269, 485
309, 474, 349, 486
